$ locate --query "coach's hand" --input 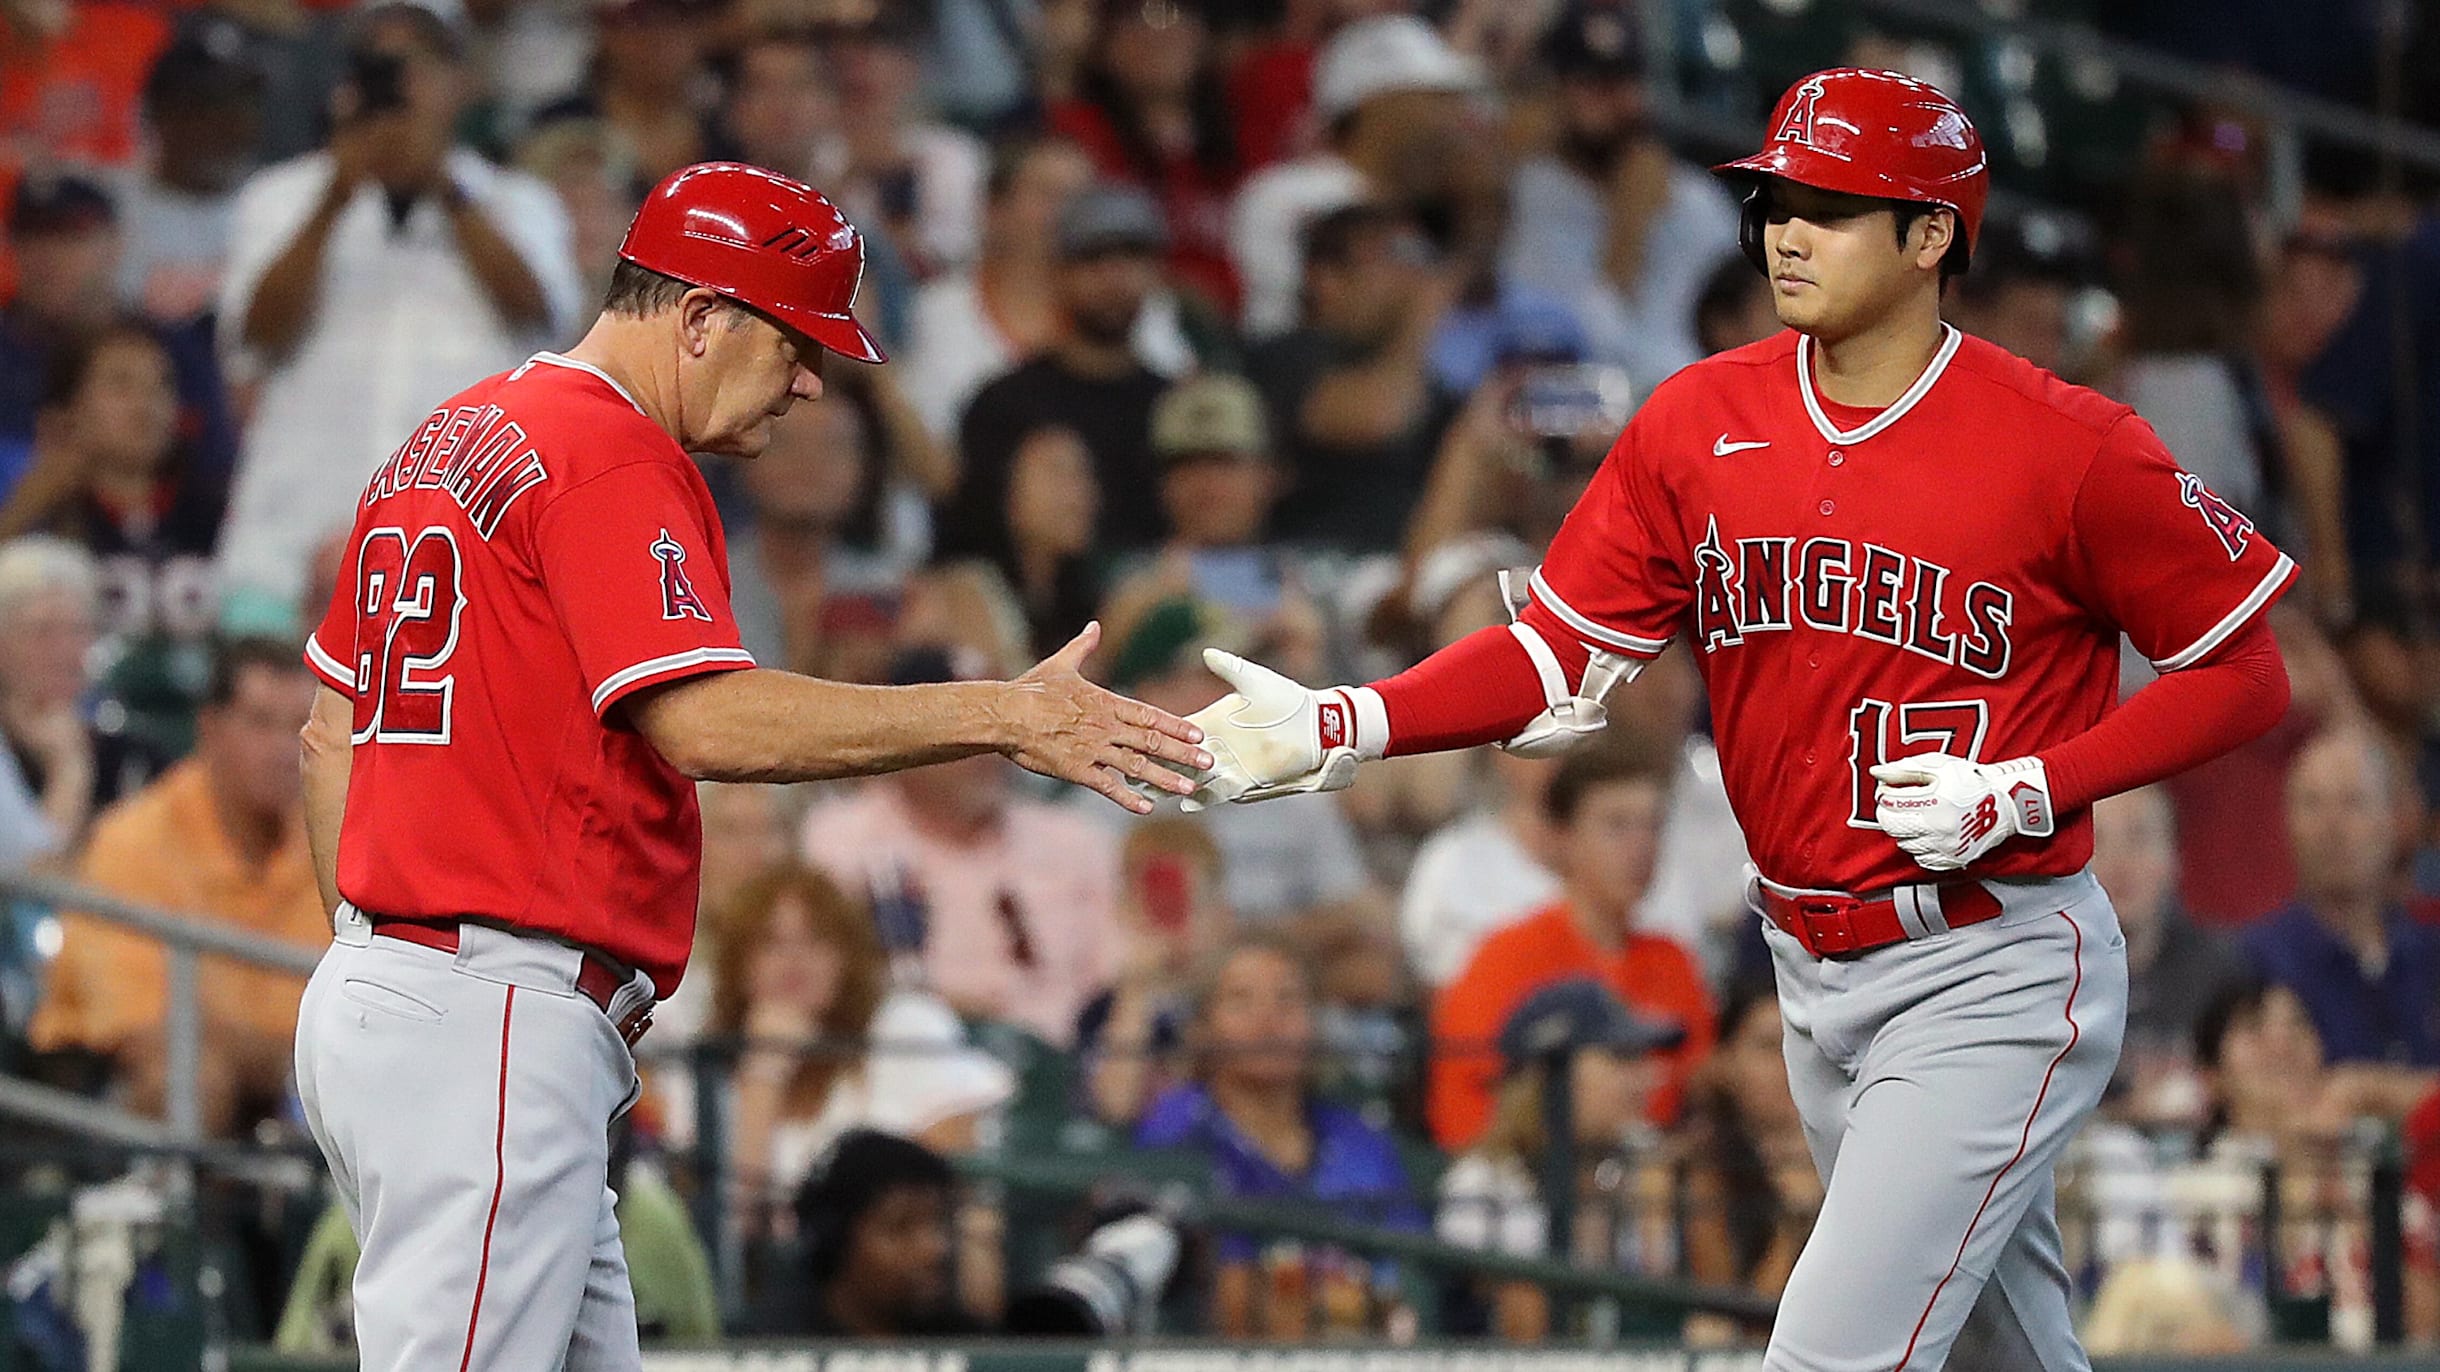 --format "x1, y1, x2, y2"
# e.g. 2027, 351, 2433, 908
1180, 650, 1364, 812
997, 623, 1211, 814
1870, 753, 2055, 872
